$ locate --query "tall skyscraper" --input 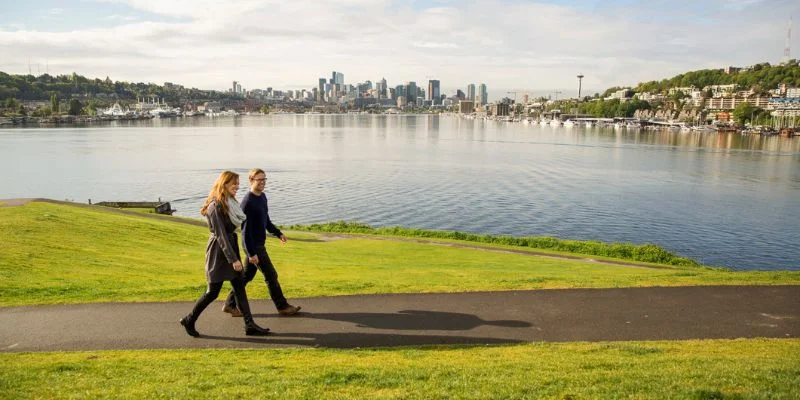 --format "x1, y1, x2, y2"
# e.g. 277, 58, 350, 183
318, 78, 326, 102
406, 81, 417, 104
427, 80, 440, 105
467, 84, 475, 102
335, 72, 344, 85
376, 78, 388, 99
478, 83, 488, 105
395, 85, 406, 100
